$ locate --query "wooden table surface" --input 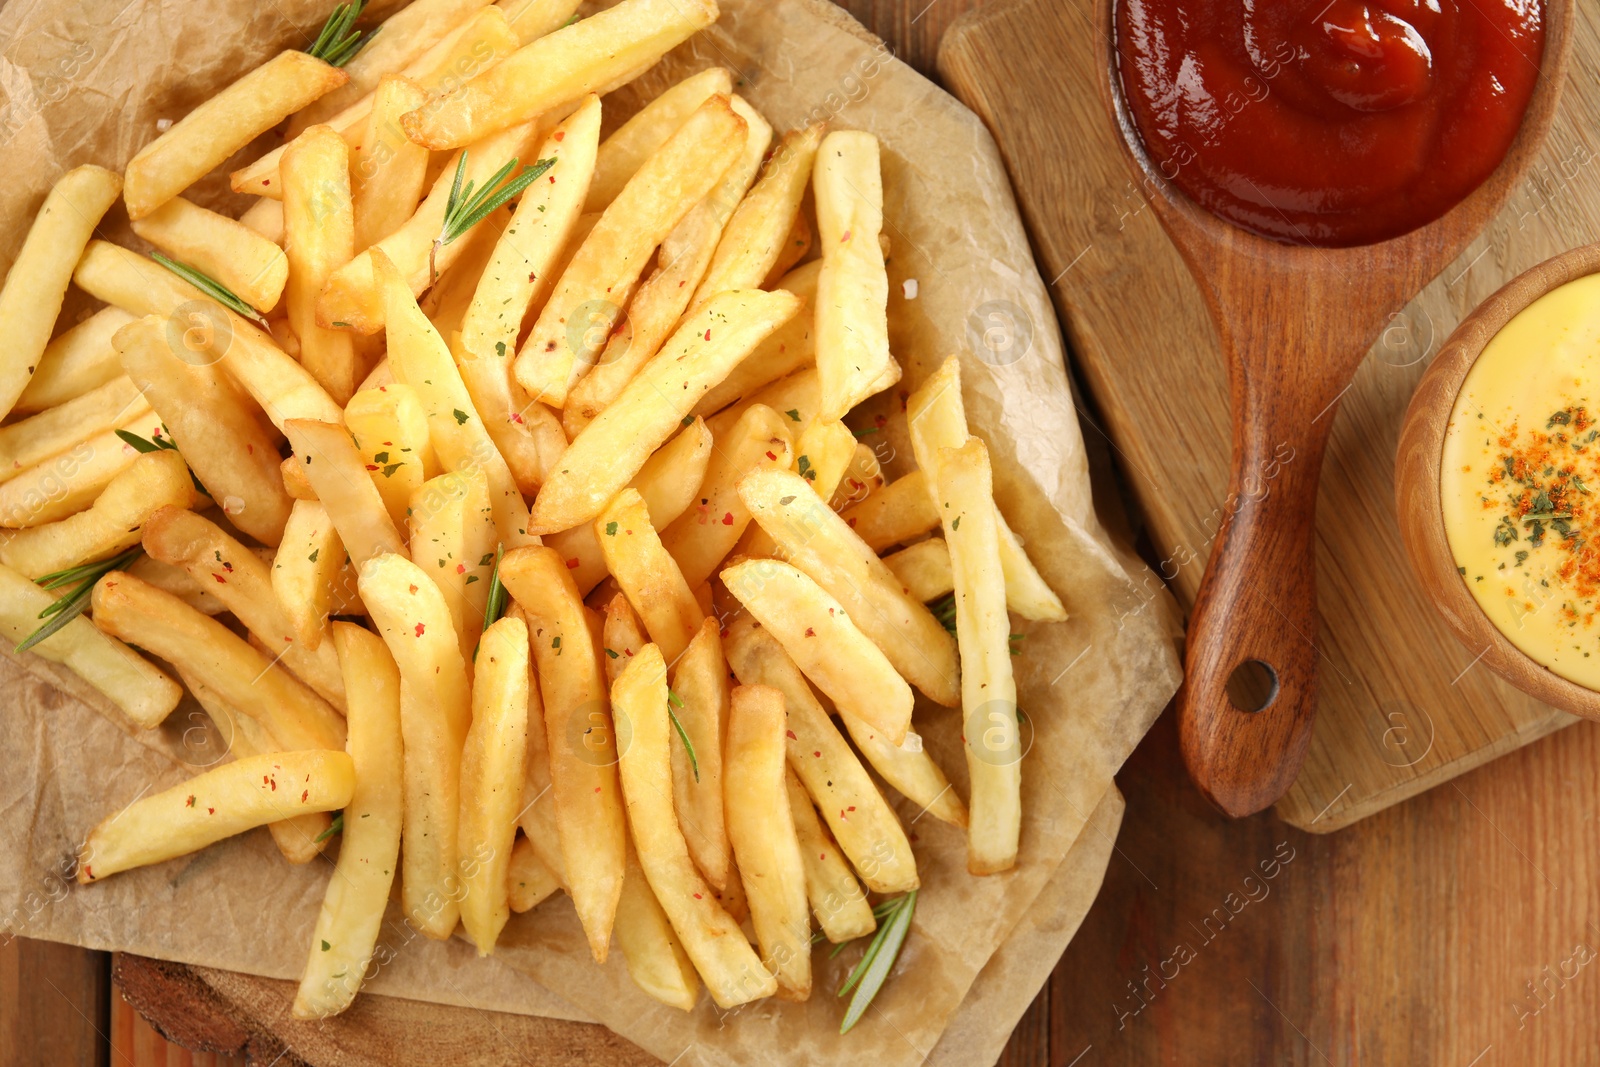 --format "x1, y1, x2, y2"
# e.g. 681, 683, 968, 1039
8, 1, 1600, 1064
